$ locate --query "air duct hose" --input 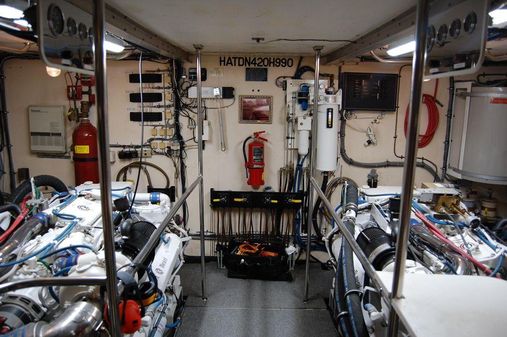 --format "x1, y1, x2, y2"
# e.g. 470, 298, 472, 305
340, 117, 440, 181
335, 183, 368, 337
1, 301, 102, 337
